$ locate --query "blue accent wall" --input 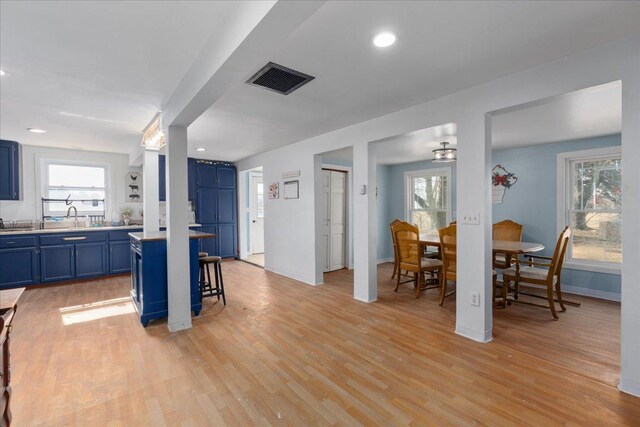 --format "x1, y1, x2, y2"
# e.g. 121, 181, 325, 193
492, 134, 621, 295
377, 134, 621, 295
